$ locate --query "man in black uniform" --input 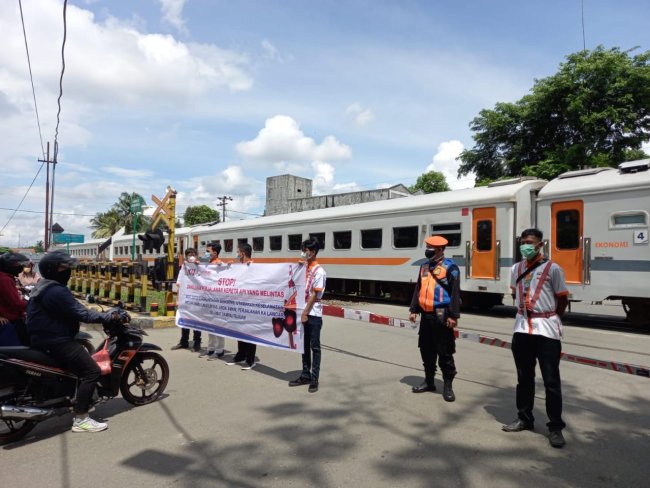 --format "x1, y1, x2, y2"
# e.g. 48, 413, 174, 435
408, 235, 461, 402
